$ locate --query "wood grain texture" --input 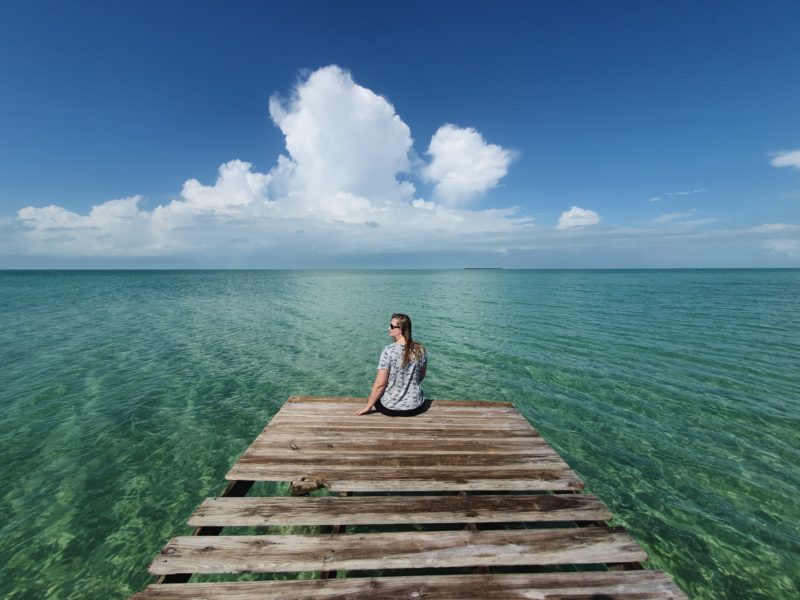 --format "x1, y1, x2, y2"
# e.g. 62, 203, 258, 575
248, 437, 550, 454
286, 396, 516, 408
225, 396, 582, 491
322, 478, 584, 492
129, 398, 689, 599
236, 453, 568, 468
132, 571, 688, 599
149, 528, 647, 575
254, 427, 539, 438
188, 493, 612, 526
225, 467, 584, 492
